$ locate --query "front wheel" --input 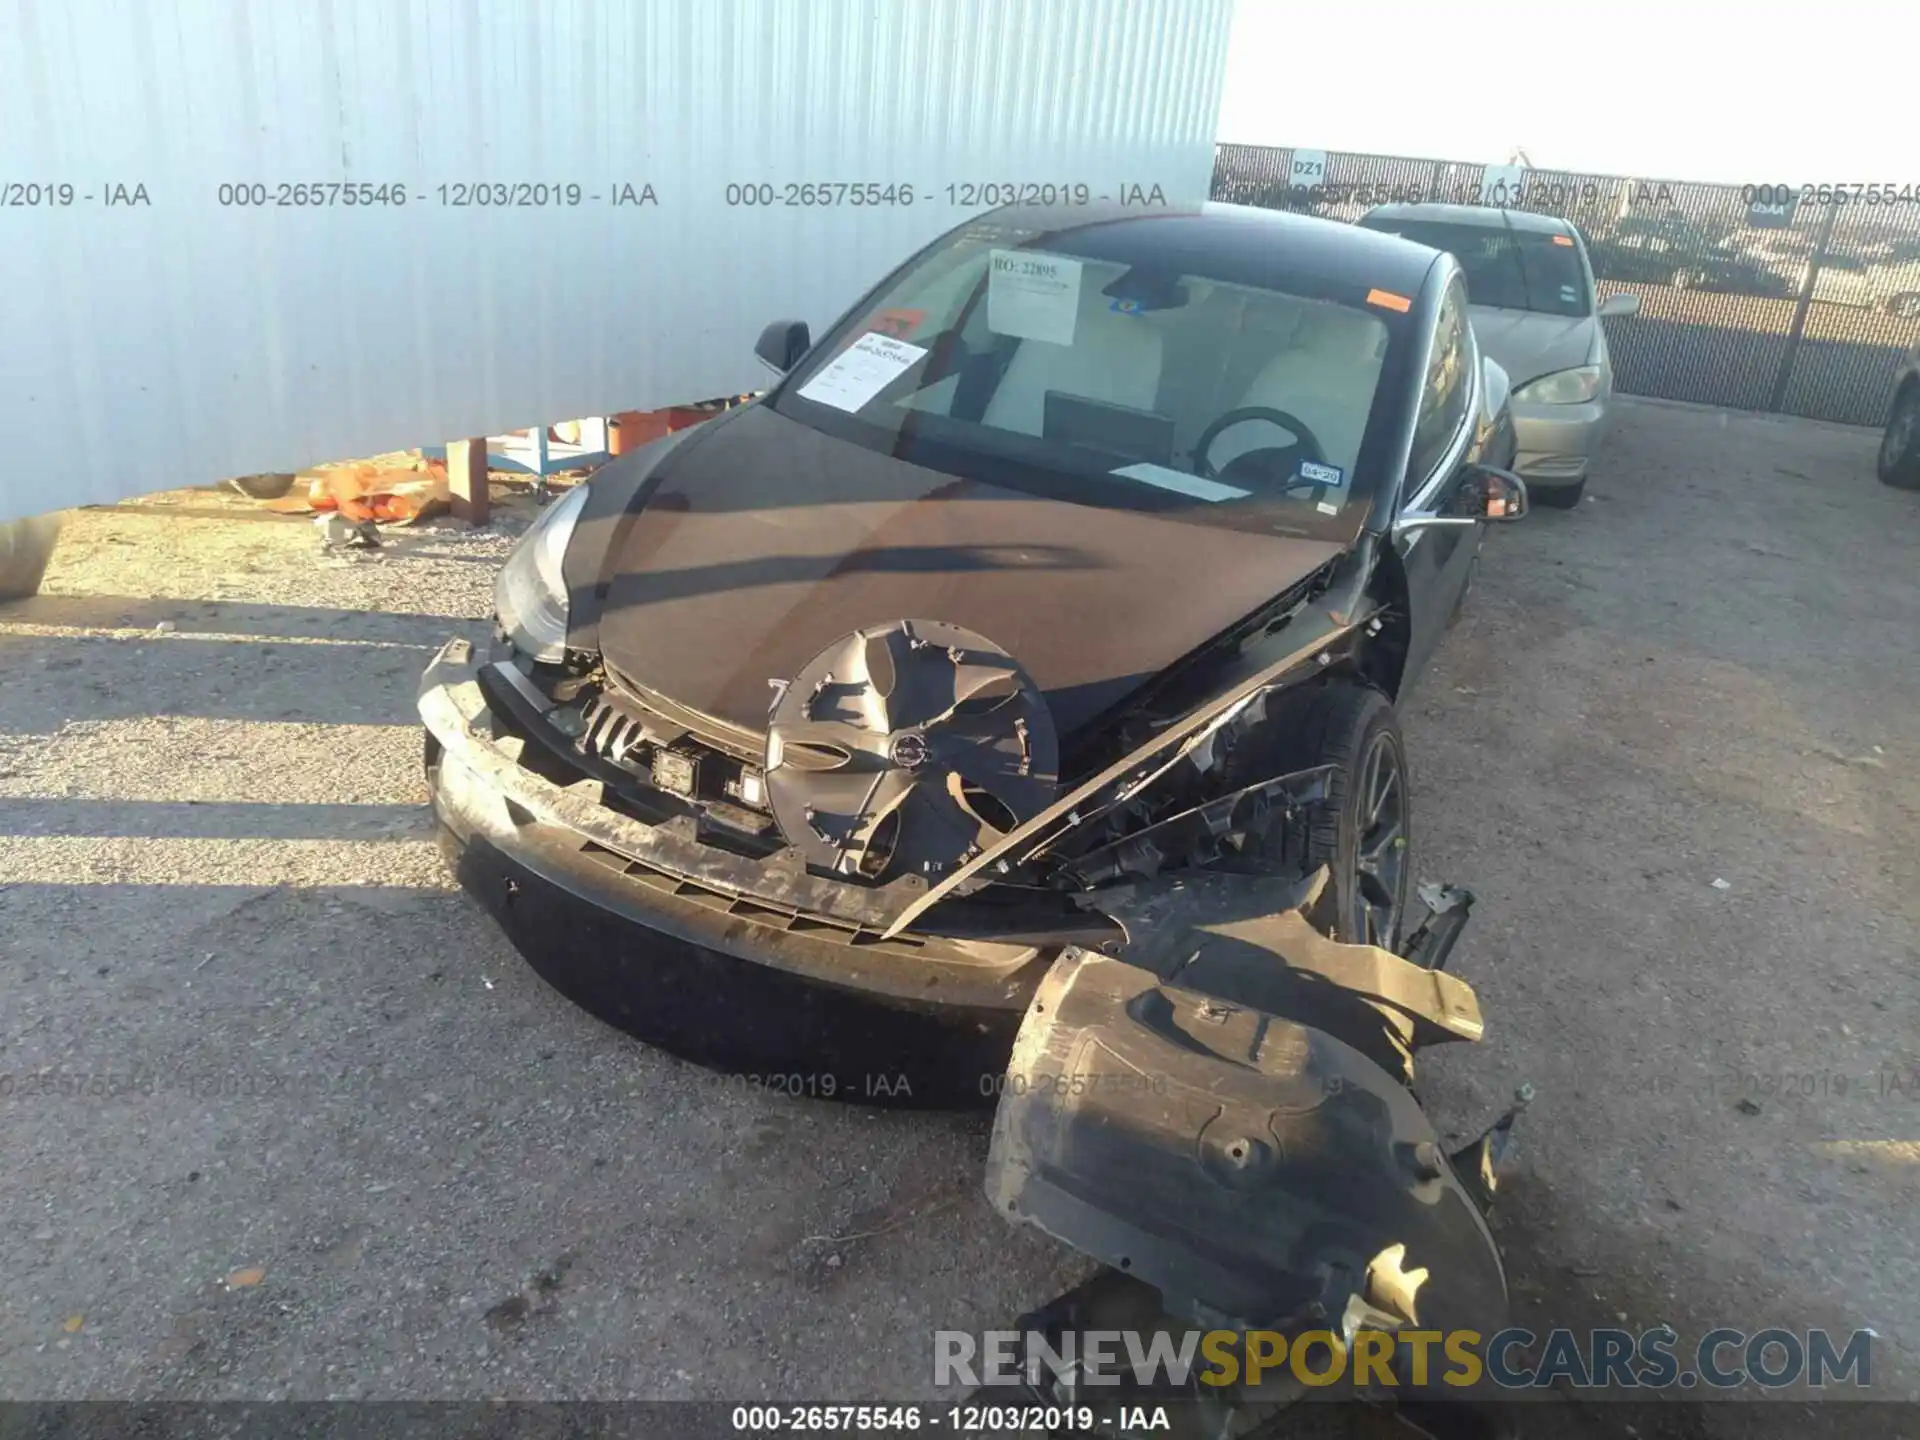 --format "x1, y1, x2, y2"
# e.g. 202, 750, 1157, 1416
1880, 384, 1920, 490
1223, 682, 1412, 949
